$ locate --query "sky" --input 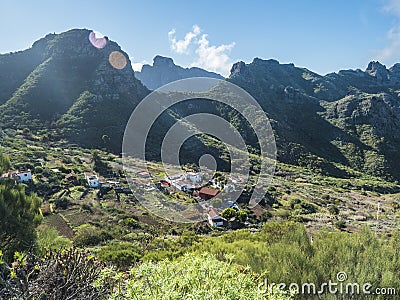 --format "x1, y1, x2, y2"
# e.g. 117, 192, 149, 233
0, 0, 400, 76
